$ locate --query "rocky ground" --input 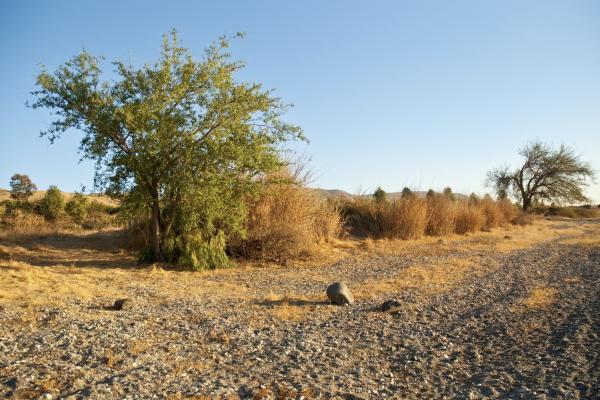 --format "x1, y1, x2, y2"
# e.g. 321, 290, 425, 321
1, 219, 599, 399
